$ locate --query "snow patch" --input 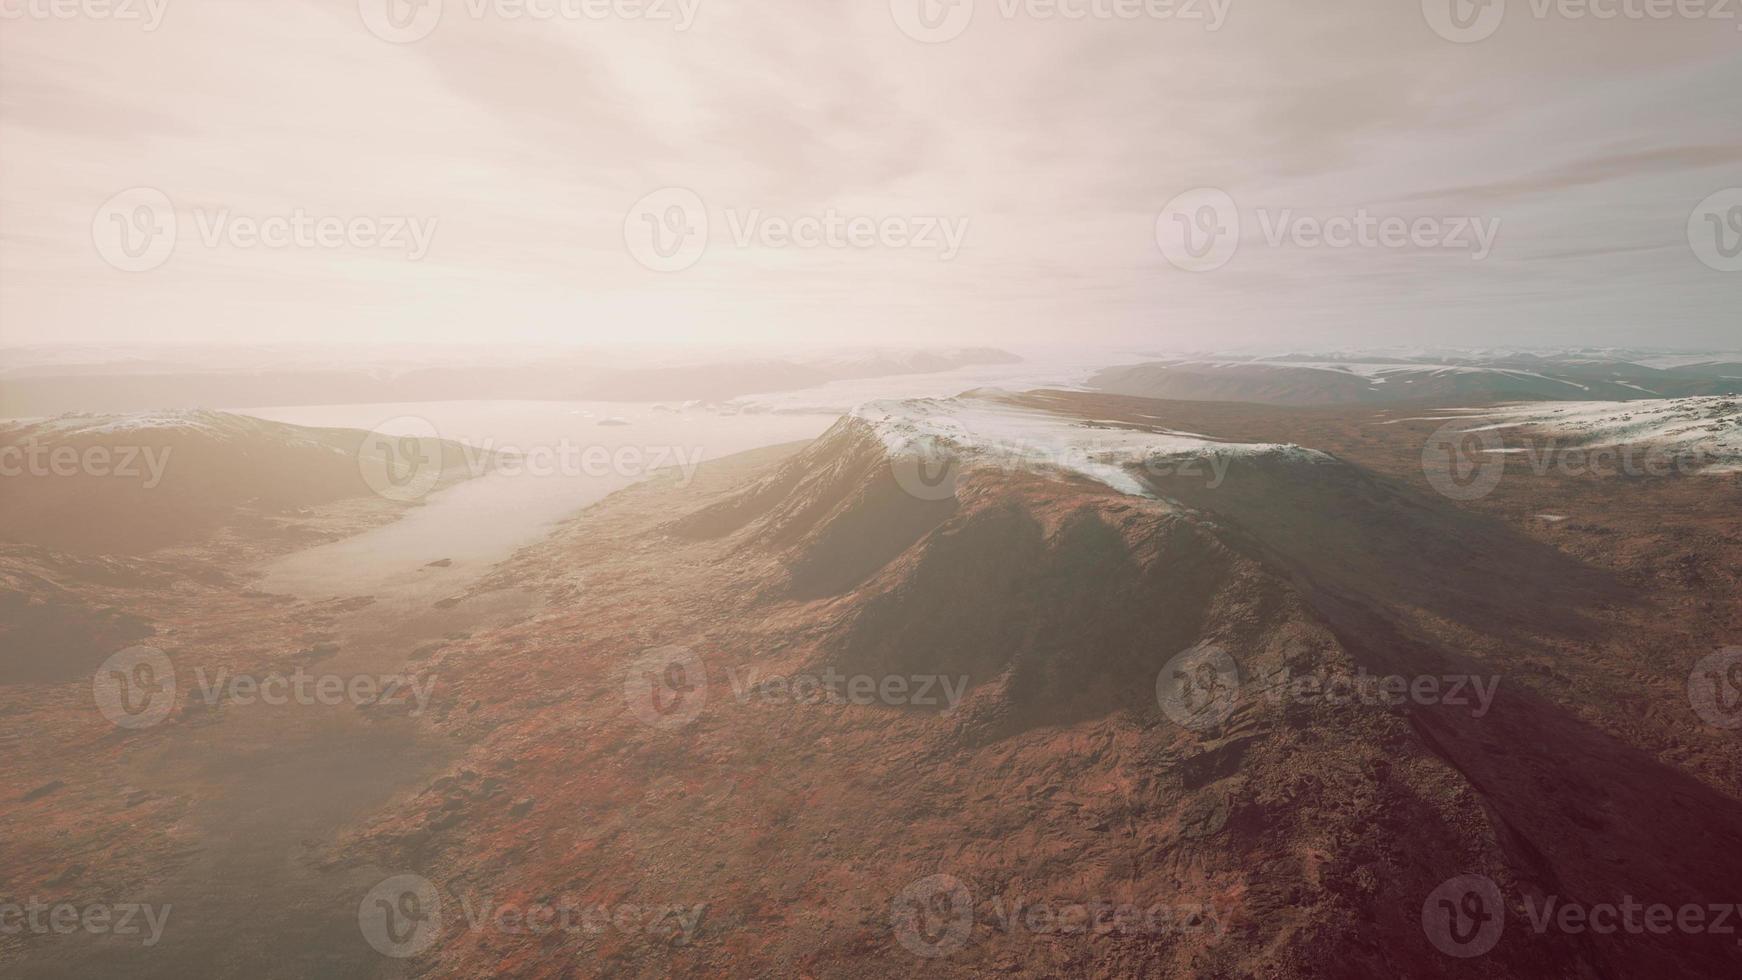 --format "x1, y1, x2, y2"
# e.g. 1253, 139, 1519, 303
1422, 397, 1742, 472
851, 395, 1330, 496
